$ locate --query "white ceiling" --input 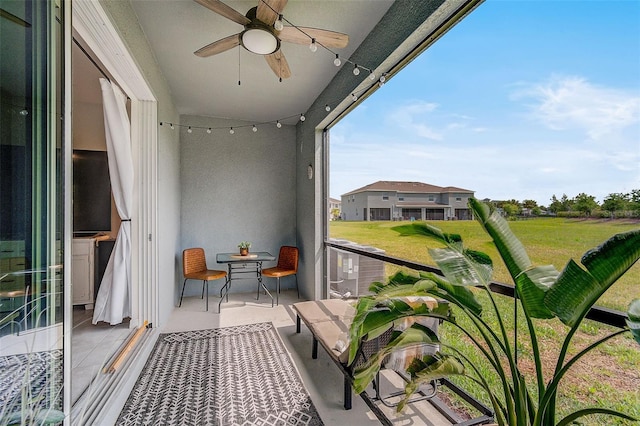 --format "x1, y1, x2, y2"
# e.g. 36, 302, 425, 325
128, 0, 393, 124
